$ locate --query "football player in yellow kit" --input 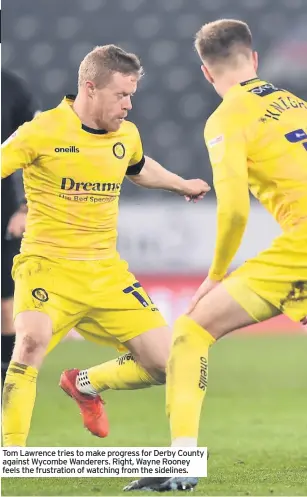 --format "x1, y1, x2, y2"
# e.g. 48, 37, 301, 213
1, 45, 210, 447
125, 19, 307, 492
